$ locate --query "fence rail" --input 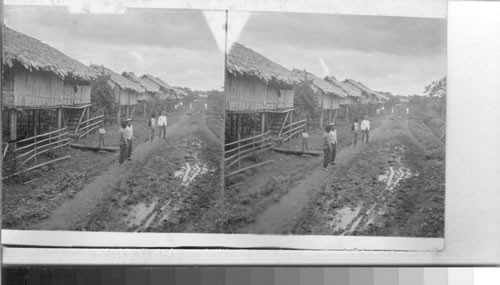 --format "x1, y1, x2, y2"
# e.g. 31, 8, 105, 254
14, 127, 70, 166
78, 115, 104, 139
224, 131, 273, 175
279, 119, 307, 144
